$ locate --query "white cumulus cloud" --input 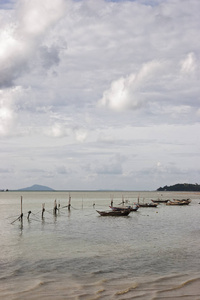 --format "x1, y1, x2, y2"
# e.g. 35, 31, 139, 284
99, 60, 166, 111
0, 0, 66, 88
180, 52, 196, 75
